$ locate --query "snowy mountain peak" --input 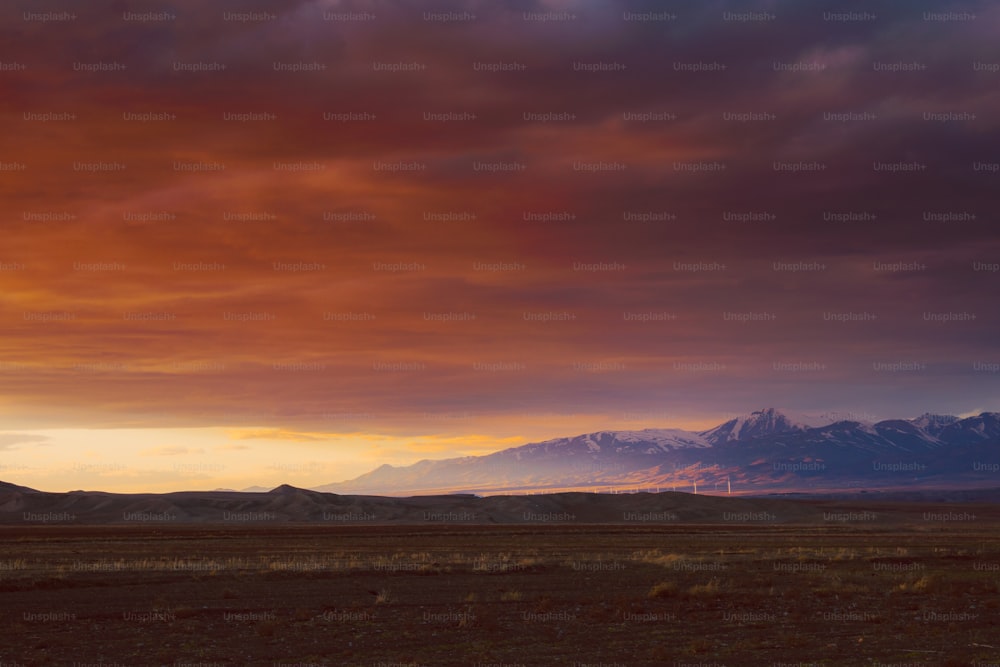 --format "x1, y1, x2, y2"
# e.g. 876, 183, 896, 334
550, 429, 711, 453
910, 413, 959, 434
700, 408, 818, 443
